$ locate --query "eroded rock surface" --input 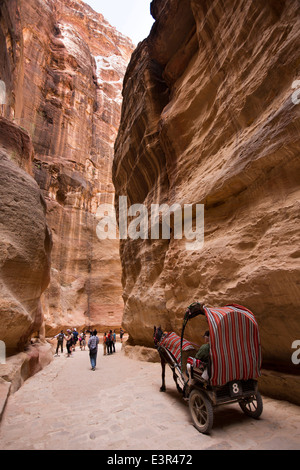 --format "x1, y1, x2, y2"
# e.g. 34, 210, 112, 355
0, 0, 134, 333
0, 117, 52, 354
113, 0, 300, 403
